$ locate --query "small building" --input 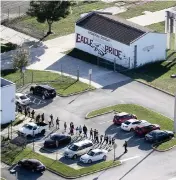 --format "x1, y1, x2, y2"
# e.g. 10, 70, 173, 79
75, 12, 167, 69
0, 78, 16, 124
